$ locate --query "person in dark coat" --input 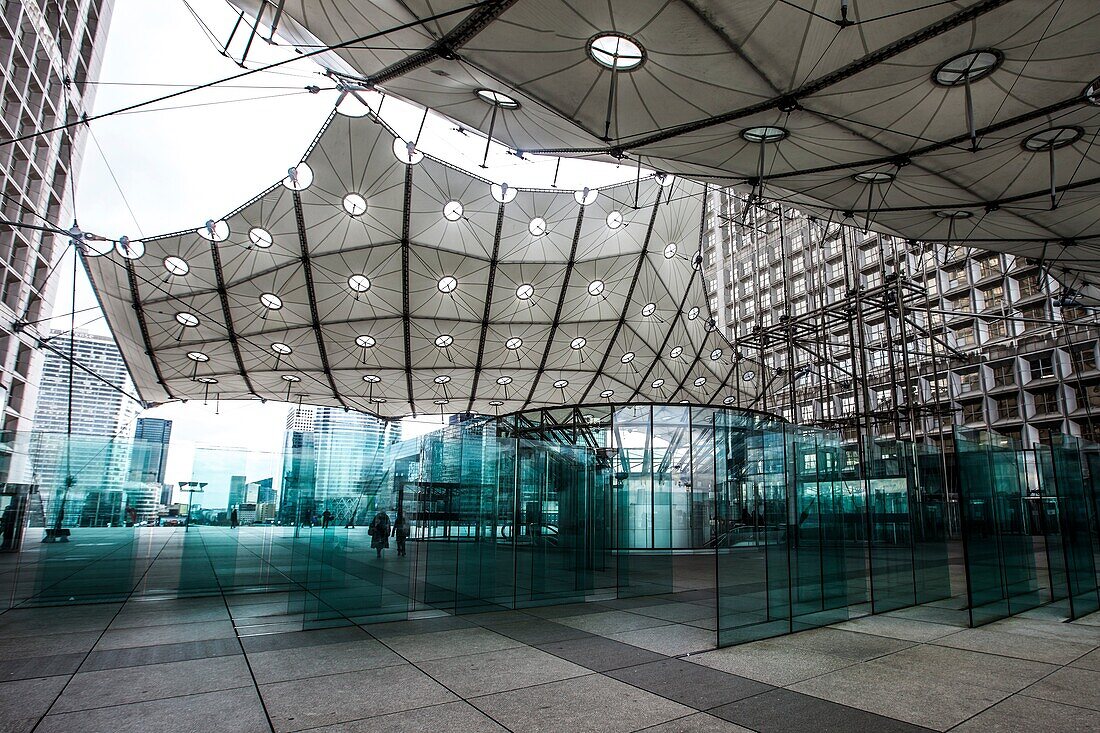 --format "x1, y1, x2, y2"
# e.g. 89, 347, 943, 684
393, 511, 409, 557
369, 510, 390, 558
230, 508, 239, 529
321, 509, 333, 529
